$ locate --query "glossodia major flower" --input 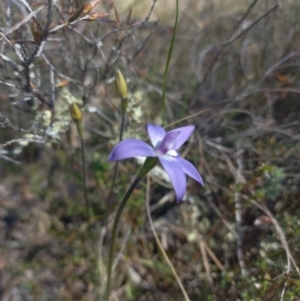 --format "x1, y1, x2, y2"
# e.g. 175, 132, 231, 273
108, 124, 204, 201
